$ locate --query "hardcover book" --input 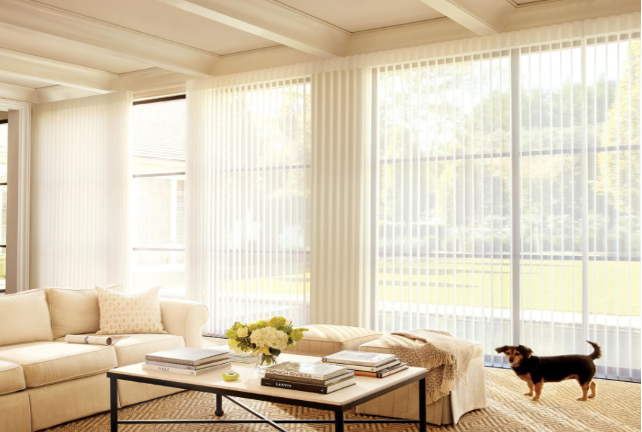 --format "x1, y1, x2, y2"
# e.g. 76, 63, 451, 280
142, 361, 231, 376
265, 370, 354, 386
145, 347, 229, 366
353, 362, 409, 378
261, 376, 356, 394
321, 351, 396, 367
145, 358, 232, 371
321, 359, 400, 372
264, 361, 347, 380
